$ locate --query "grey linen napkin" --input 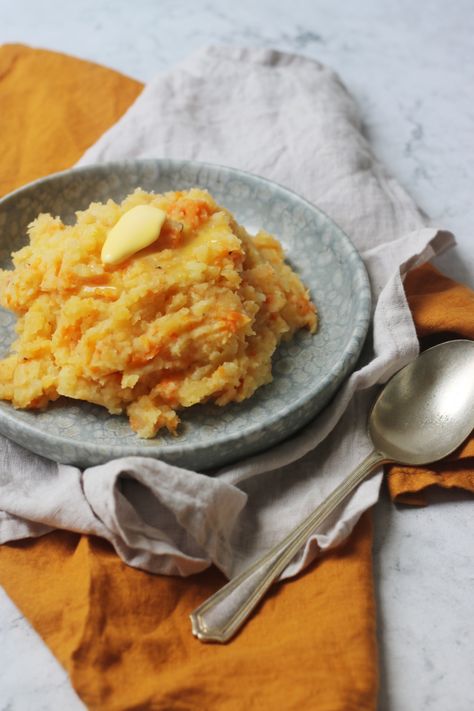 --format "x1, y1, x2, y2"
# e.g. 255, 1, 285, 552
0, 46, 453, 578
